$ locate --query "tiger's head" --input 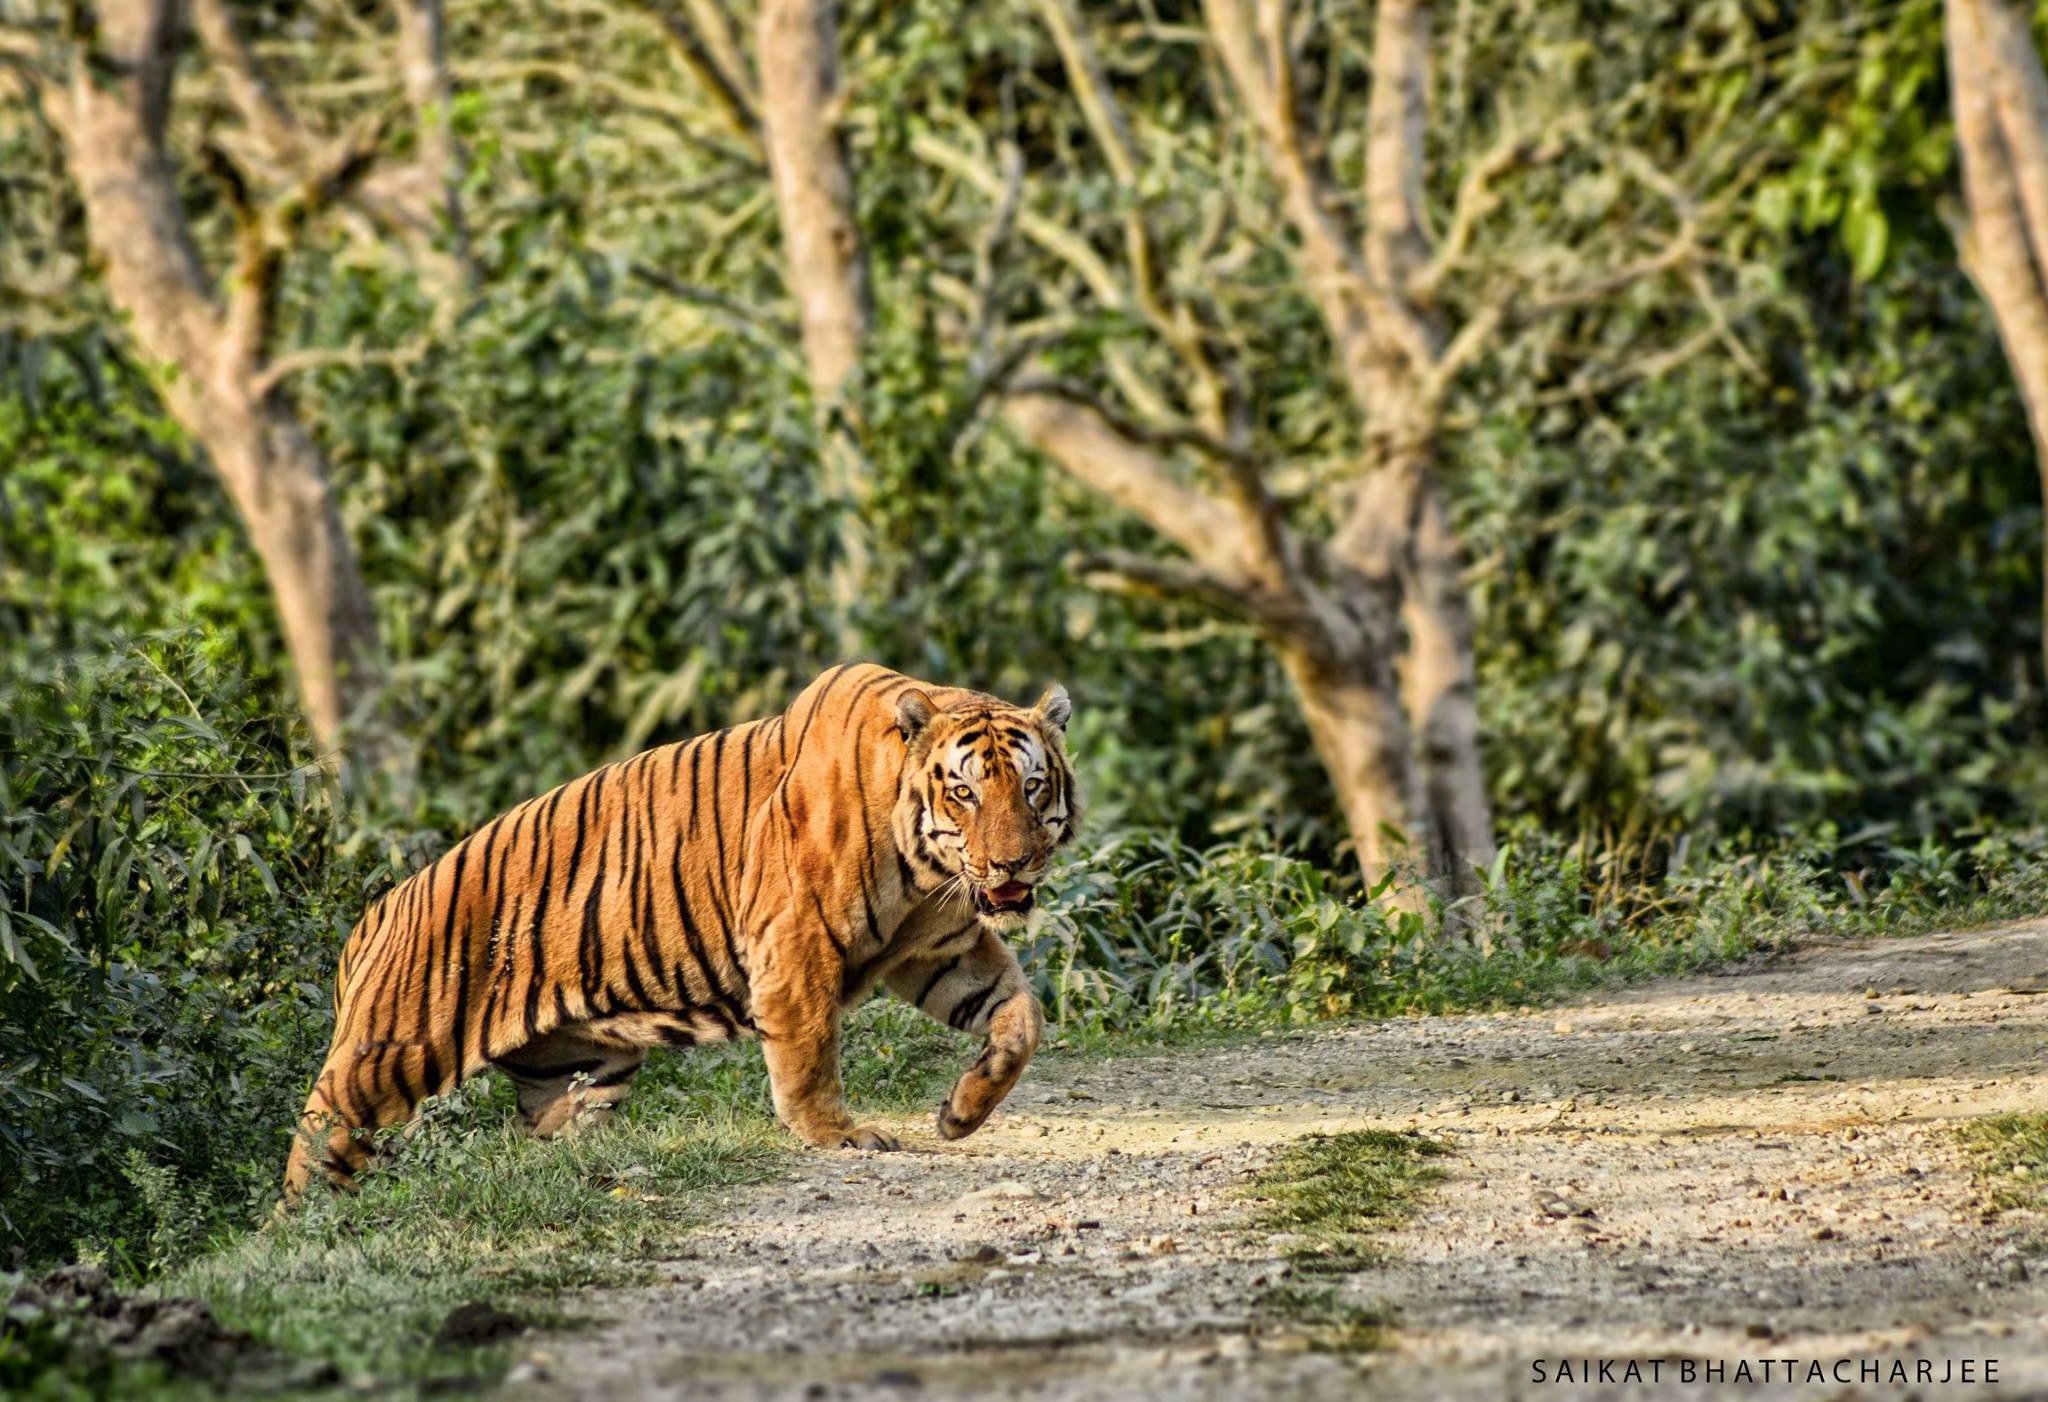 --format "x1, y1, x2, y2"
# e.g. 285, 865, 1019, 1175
893, 683, 1080, 930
